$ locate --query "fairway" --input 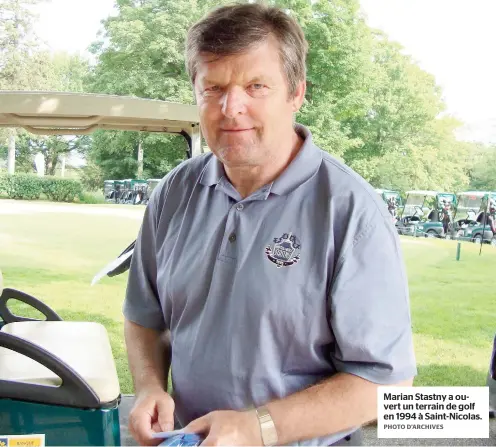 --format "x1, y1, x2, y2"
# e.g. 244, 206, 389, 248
0, 200, 494, 394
